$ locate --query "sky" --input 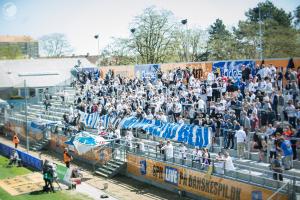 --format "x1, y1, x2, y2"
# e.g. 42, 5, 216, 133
0, 0, 299, 56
